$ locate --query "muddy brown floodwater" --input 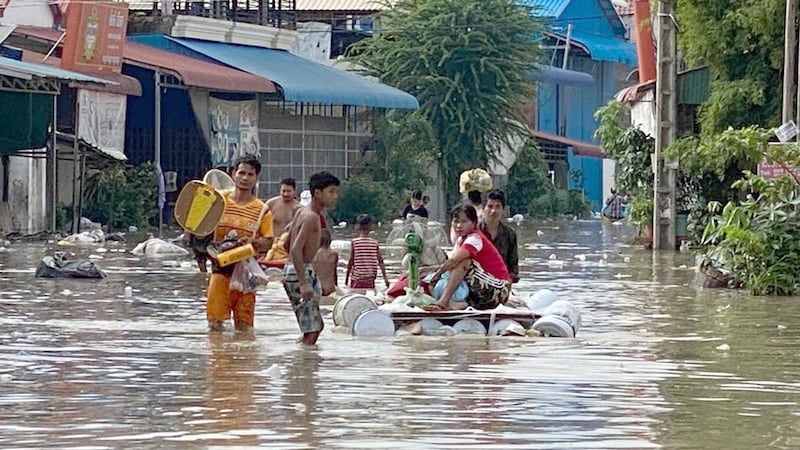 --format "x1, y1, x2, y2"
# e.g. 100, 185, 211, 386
1, 219, 799, 449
